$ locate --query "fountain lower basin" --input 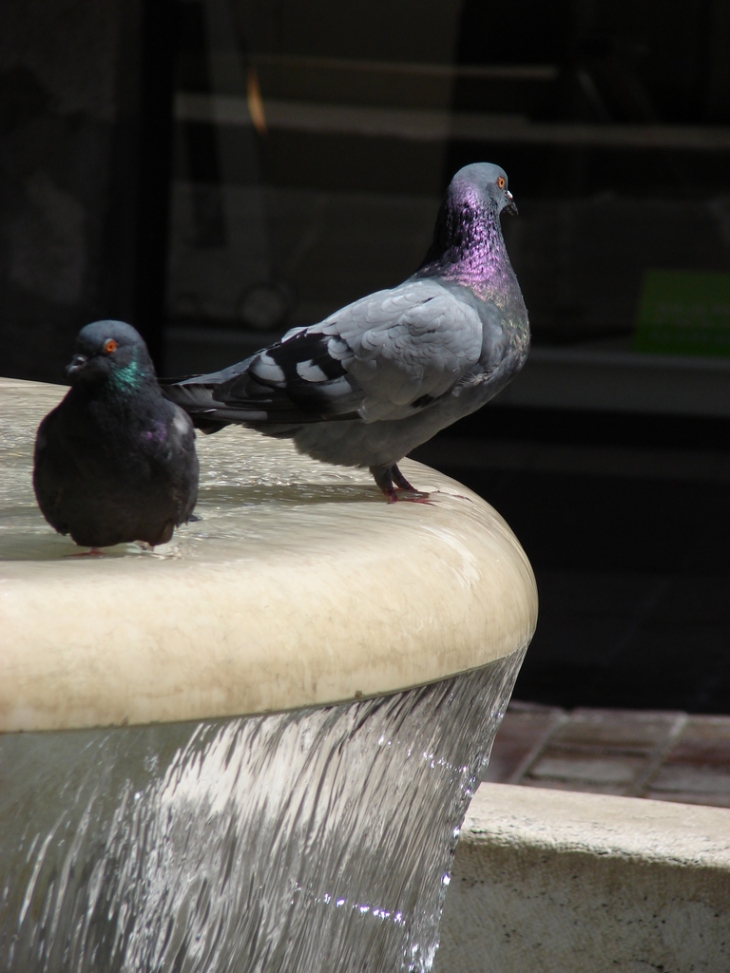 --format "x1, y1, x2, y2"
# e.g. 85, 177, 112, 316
0, 378, 537, 972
